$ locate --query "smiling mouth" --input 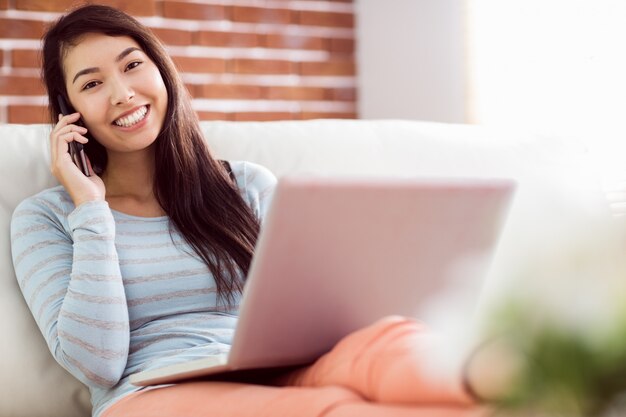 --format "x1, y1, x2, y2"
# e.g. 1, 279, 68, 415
114, 105, 149, 128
